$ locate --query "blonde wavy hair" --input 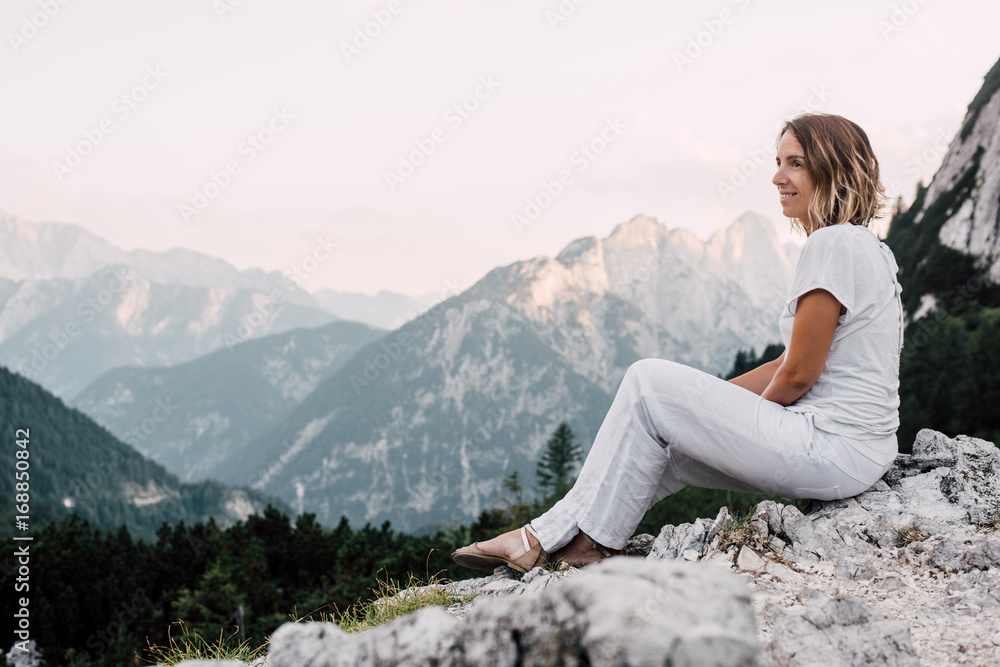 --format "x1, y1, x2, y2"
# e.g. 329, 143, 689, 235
777, 113, 886, 234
